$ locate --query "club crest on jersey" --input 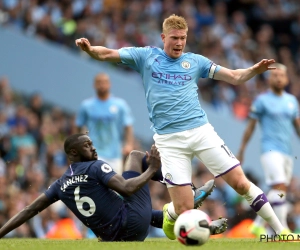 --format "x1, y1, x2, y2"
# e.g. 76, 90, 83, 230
109, 105, 118, 114
165, 173, 173, 181
181, 61, 191, 69
101, 164, 112, 173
